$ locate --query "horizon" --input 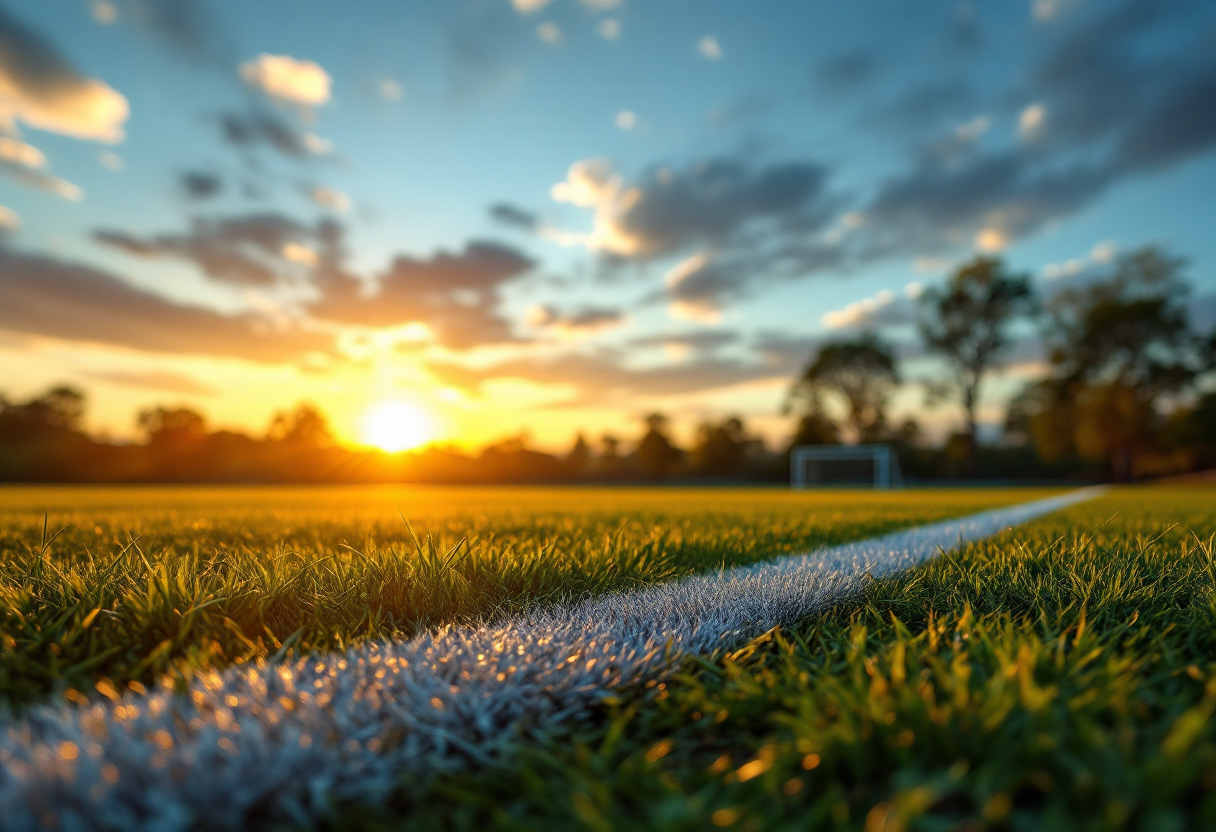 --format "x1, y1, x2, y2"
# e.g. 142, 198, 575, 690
2, 0, 1214, 453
